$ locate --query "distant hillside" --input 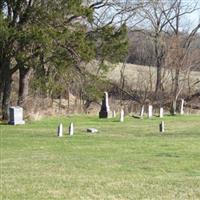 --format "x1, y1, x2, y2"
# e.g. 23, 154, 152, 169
107, 63, 200, 91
